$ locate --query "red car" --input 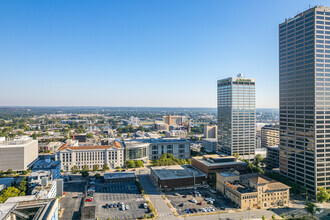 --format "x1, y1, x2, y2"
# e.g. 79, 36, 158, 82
86, 198, 93, 202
